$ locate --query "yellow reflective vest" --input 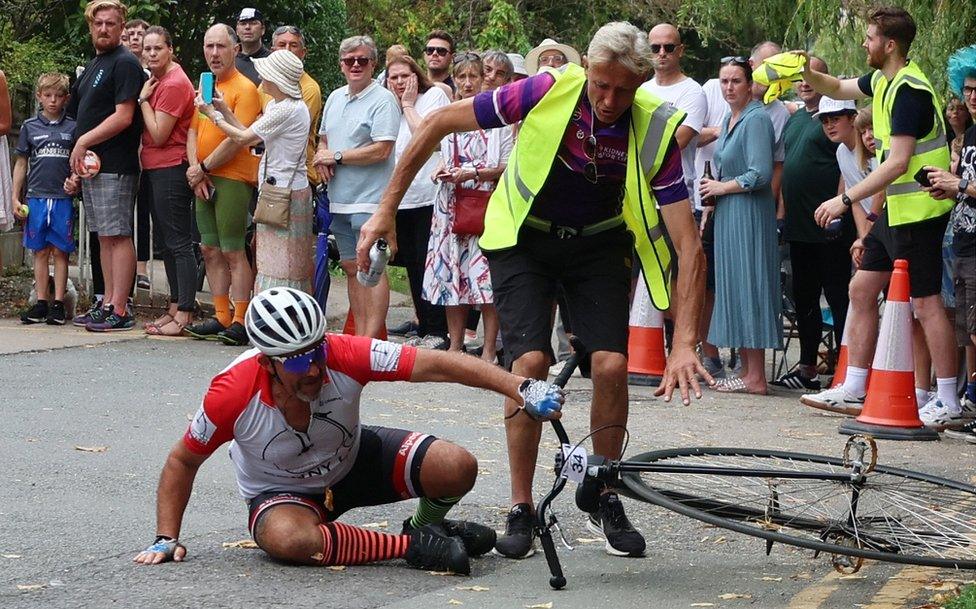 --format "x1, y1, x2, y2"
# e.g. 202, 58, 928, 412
870, 62, 952, 226
479, 64, 686, 310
